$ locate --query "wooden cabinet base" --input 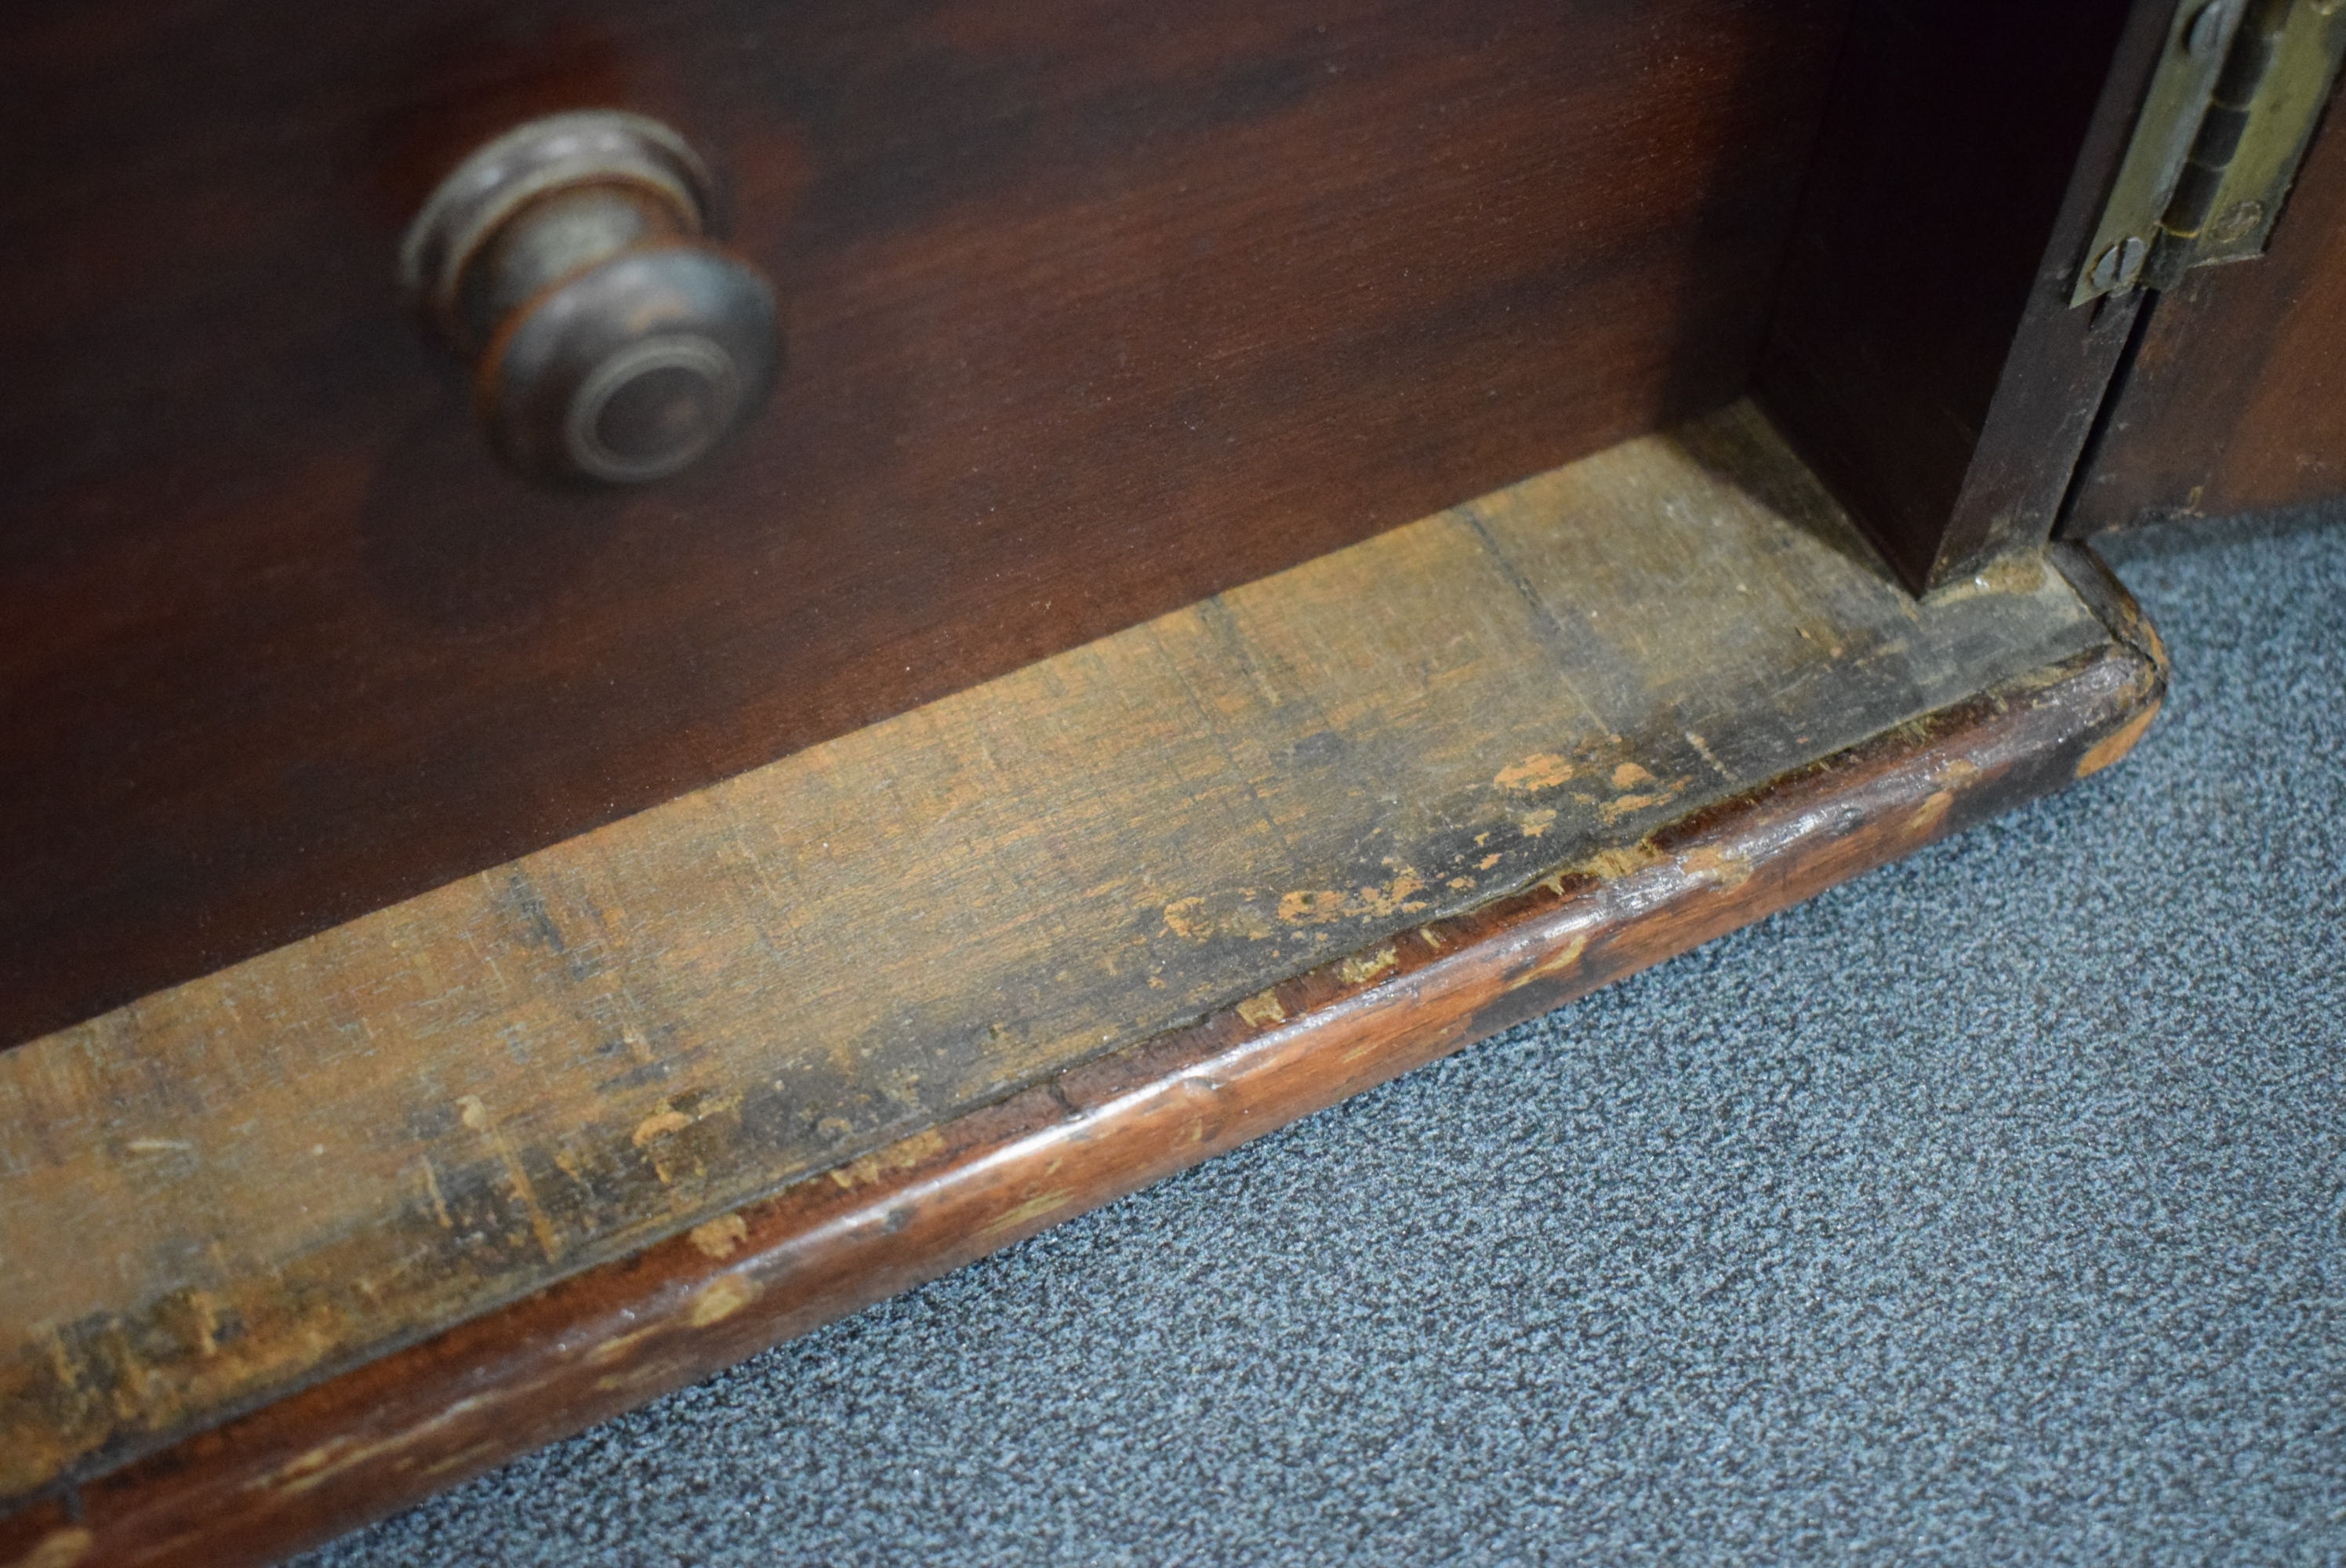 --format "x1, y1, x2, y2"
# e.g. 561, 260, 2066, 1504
0, 406, 2164, 1568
